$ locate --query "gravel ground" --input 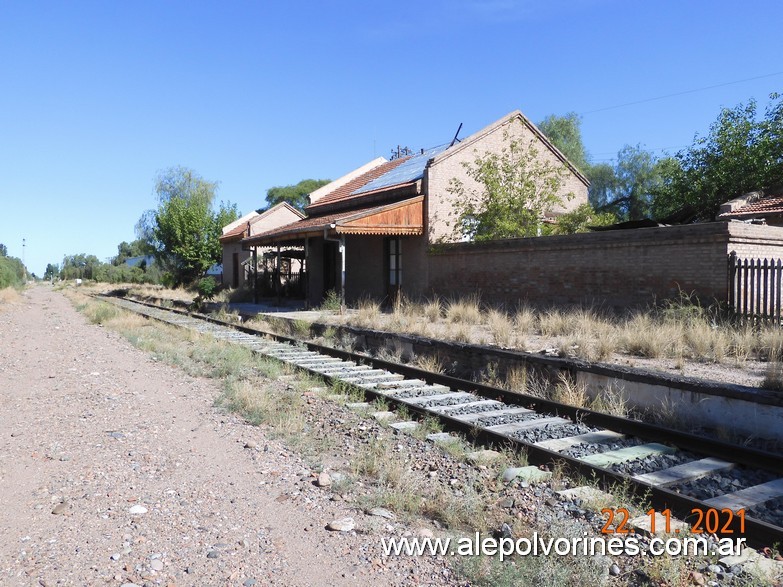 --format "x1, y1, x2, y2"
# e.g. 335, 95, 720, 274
0, 287, 457, 587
